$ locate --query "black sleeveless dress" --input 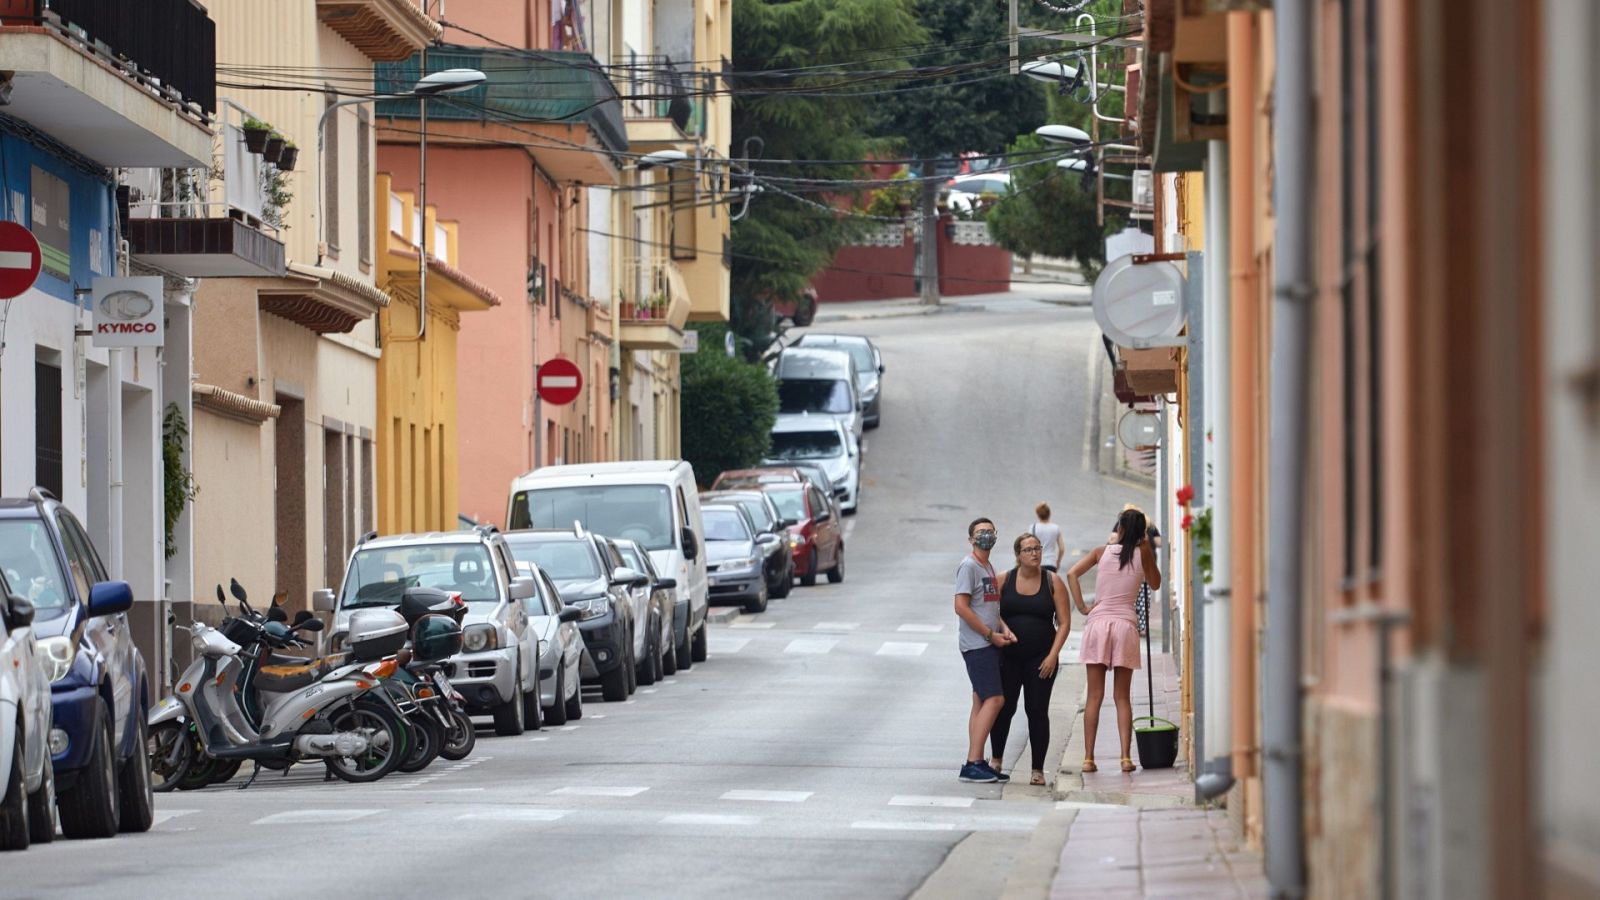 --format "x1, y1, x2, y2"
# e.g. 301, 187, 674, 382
1000, 567, 1057, 663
